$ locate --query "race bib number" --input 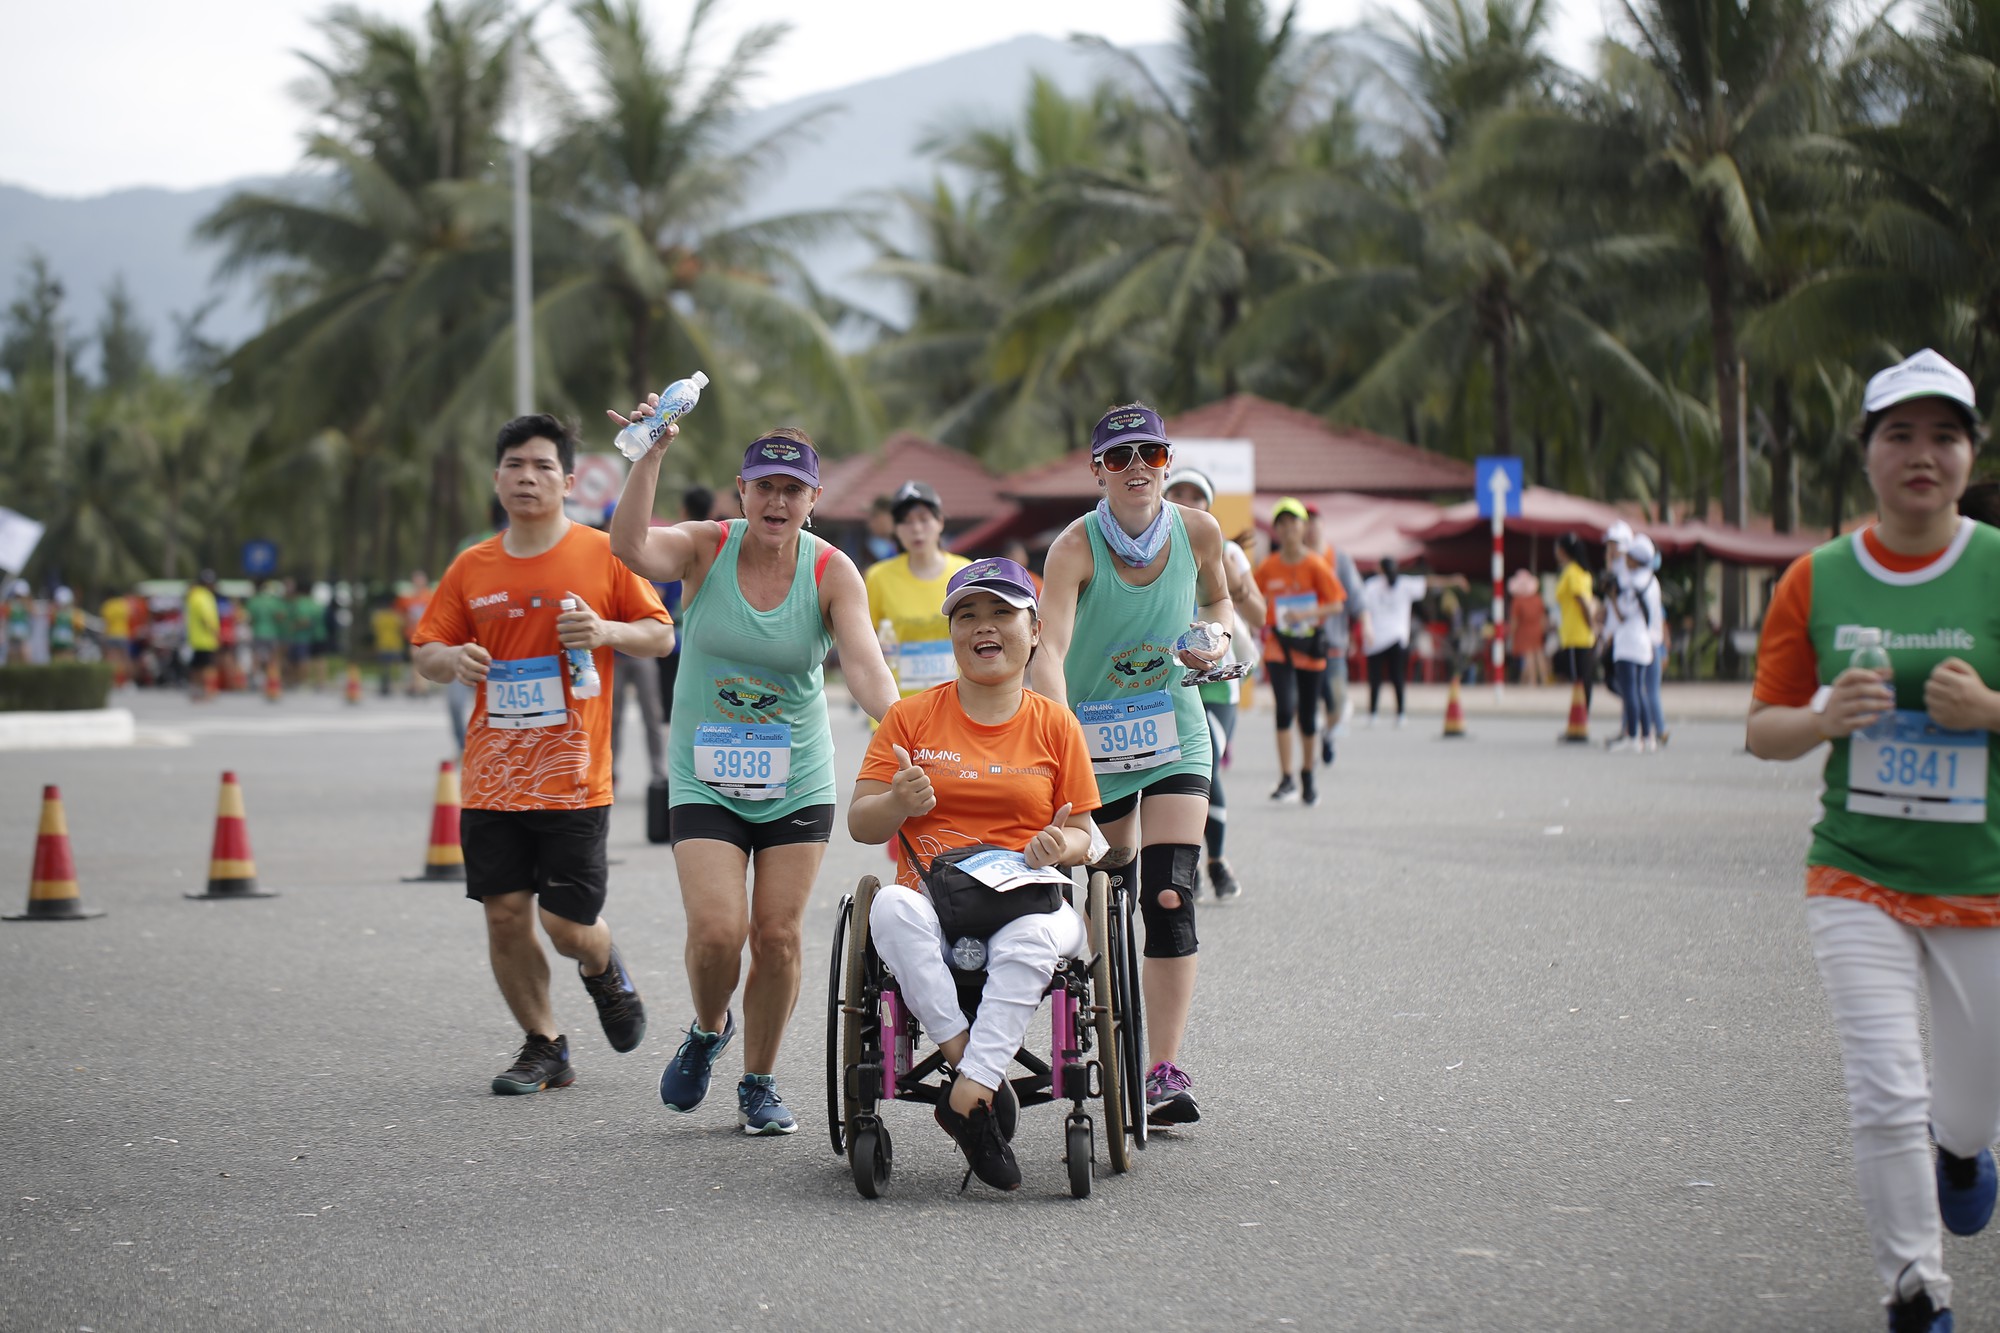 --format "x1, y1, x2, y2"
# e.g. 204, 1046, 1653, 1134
898, 639, 955, 690
949, 848, 1075, 892
1848, 709, 1988, 824
486, 656, 566, 730
1078, 691, 1181, 774
694, 723, 792, 800
1274, 592, 1317, 633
